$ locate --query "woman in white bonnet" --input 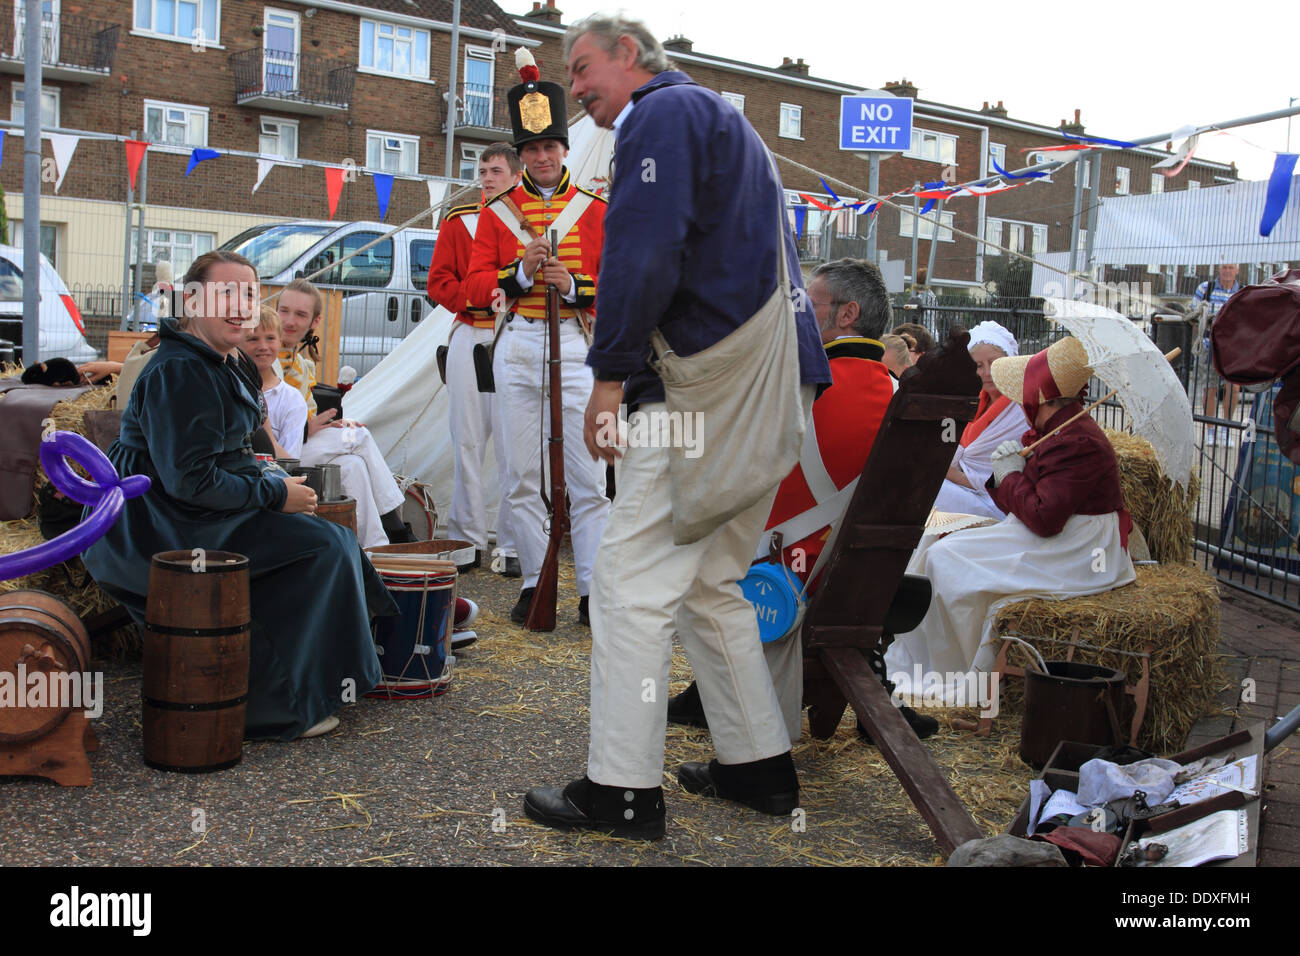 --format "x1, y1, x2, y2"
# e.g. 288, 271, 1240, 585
931, 320, 1027, 519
